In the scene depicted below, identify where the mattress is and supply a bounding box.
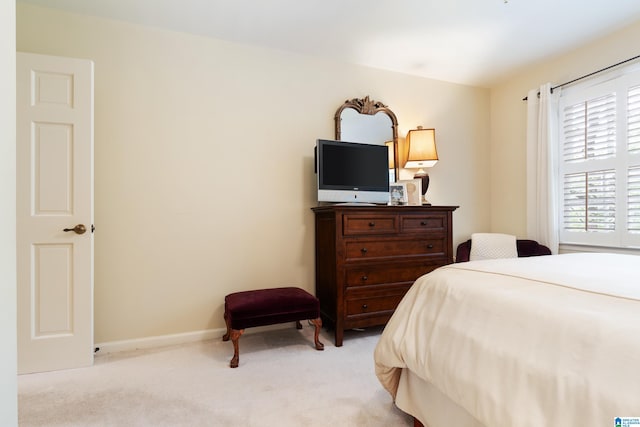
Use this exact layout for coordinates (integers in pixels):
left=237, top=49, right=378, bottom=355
left=374, top=253, right=640, bottom=427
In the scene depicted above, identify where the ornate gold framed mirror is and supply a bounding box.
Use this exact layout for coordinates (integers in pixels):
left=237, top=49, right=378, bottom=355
left=334, top=96, right=399, bottom=182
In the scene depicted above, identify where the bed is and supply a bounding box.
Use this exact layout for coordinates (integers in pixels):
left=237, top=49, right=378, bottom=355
left=374, top=253, right=640, bottom=427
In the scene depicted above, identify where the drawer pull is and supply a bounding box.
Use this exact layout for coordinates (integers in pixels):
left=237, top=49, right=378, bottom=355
left=427, top=244, right=434, bottom=249
left=362, top=304, right=368, bottom=311
left=361, top=248, right=368, bottom=255
left=421, top=221, right=427, bottom=226
left=369, top=222, right=376, bottom=227
left=361, top=275, right=368, bottom=281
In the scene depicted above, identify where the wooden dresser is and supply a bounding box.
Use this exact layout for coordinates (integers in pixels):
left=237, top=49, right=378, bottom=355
left=311, top=205, right=458, bottom=346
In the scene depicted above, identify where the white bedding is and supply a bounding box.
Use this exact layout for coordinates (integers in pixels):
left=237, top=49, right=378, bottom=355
left=374, top=253, right=640, bottom=427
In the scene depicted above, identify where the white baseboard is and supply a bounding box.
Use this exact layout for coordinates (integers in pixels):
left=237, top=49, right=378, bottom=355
left=94, top=323, right=294, bottom=355
left=95, top=328, right=225, bottom=355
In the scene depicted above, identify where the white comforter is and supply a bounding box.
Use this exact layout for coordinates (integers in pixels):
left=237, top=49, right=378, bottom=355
left=374, top=253, right=640, bottom=427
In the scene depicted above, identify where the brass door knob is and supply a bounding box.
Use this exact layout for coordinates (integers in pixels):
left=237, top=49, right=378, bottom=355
left=63, top=224, right=87, bottom=235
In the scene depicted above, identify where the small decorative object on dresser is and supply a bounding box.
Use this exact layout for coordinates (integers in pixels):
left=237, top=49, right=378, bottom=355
left=311, top=204, right=458, bottom=346
left=397, top=179, right=422, bottom=206
left=388, top=182, right=408, bottom=206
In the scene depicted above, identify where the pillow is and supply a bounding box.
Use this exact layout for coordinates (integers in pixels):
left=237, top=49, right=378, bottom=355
left=469, top=233, right=518, bottom=261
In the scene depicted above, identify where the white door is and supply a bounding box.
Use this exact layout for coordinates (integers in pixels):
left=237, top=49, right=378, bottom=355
left=16, top=52, right=94, bottom=374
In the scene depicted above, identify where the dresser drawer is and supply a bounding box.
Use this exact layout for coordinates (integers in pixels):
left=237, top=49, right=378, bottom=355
left=343, top=214, right=398, bottom=236
left=401, top=214, right=447, bottom=233
left=345, top=289, right=409, bottom=317
left=345, top=262, right=438, bottom=287
left=344, top=237, right=445, bottom=260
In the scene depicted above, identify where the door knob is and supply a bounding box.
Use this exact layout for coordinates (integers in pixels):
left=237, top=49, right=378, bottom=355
left=63, top=224, right=87, bottom=235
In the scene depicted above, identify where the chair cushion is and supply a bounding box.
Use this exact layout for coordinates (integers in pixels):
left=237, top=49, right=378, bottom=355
left=225, top=287, right=320, bottom=330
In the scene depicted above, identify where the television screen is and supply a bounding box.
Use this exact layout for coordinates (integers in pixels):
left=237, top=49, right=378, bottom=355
left=315, top=139, right=389, bottom=204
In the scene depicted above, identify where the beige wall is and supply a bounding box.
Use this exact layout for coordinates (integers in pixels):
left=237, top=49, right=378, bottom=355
left=1, top=1, right=17, bottom=424
left=17, top=3, right=491, bottom=343
left=490, top=20, right=640, bottom=236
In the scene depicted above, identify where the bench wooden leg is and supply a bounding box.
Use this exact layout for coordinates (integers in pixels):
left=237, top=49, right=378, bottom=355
left=222, top=311, right=231, bottom=341
left=223, top=312, right=245, bottom=368
left=229, top=328, right=244, bottom=368
left=311, top=317, right=324, bottom=351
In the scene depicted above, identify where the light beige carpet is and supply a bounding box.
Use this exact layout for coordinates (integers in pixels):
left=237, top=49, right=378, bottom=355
left=18, top=325, right=412, bottom=426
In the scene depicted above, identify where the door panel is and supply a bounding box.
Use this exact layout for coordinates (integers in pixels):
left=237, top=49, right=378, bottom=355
left=34, top=243, right=73, bottom=336
left=34, top=123, right=74, bottom=214
left=17, top=52, right=94, bottom=374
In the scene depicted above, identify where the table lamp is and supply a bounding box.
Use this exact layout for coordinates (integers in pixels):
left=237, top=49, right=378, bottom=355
left=404, top=126, right=438, bottom=204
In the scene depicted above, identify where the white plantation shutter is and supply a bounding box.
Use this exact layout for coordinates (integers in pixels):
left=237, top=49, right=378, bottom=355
left=629, top=166, right=640, bottom=233
left=628, top=85, right=640, bottom=154
left=563, top=170, right=616, bottom=232
left=559, top=67, right=640, bottom=248
left=563, top=173, right=586, bottom=230
left=563, top=94, right=616, bottom=163
left=627, top=85, right=640, bottom=237
left=562, top=94, right=616, bottom=164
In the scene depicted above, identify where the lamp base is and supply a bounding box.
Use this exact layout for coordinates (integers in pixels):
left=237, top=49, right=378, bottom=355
left=413, top=171, right=430, bottom=205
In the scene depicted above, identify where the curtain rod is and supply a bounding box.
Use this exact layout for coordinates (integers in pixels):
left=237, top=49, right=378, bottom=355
left=522, top=53, right=640, bottom=101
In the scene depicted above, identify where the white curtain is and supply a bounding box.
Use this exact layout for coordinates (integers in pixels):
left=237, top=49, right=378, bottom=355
left=526, top=83, right=559, bottom=254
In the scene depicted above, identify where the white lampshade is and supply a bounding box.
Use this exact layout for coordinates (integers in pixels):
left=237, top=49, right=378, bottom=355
left=404, top=127, right=438, bottom=169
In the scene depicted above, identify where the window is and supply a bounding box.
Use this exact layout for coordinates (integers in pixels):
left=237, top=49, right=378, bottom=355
left=558, top=68, right=640, bottom=248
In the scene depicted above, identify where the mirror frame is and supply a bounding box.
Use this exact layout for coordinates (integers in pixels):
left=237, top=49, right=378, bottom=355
left=334, top=96, right=399, bottom=181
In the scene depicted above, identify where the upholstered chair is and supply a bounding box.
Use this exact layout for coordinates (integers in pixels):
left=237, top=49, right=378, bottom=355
left=455, top=239, right=551, bottom=263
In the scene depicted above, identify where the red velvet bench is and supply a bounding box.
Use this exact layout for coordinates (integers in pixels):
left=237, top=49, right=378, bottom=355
left=222, top=287, right=324, bottom=368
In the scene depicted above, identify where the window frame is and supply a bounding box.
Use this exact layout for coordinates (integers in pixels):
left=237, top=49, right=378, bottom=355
left=557, top=66, right=640, bottom=249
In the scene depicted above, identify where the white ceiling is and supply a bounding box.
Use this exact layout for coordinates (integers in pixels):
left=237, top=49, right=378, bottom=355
left=18, top=0, right=640, bottom=87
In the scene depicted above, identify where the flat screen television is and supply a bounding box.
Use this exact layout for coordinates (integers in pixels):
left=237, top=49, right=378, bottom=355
left=315, top=139, right=389, bottom=204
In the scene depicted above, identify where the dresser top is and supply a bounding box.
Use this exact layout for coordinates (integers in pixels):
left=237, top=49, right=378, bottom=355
left=311, top=204, right=459, bottom=213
